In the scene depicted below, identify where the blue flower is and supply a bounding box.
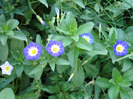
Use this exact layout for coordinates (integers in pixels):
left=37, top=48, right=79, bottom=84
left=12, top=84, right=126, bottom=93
left=113, top=40, right=129, bottom=56
left=36, top=15, right=46, bottom=26
left=16, top=27, right=21, bottom=32
left=46, top=40, right=64, bottom=57
left=55, top=7, right=59, bottom=15
left=23, top=41, right=42, bottom=60
left=67, top=73, right=74, bottom=82
left=79, top=33, right=93, bottom=45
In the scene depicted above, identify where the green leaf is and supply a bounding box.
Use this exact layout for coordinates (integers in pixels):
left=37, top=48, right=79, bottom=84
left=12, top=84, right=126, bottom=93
left=0, top=27, right=4, bottom=33
left=128, top=91, right=133, bottom=99
left=6, top=31, right=14, bottom=36
left=118, top=79, right=131, bottom=87
left=109, top=28, right=126, bottom=40
left=123, top=69, right=133, bottom=81
left=27, top=61, right=47, bottom=80
left=116, top=29, right=126, bottom=40
left=76, top=38, right=93, bottom=51
left=0, top=75, right=16, bottom=89
left=84, top=64, right=98, bottom=78
left=86, top=43, right=108, bottom=56
left=36, top=34, right=42, bottom=45
left=0, top=88, right=15, bottom=99
left=56, top=12, right=77, bottom=35
left=57, top=93, right=65, bottom=99
left=122, top=0, right=133, bottom=10
left=76, top=22, right=94, bottom=35
left=29, top=63, right=47, bottom=75
left=125, top=26, right=133, bottom=33
left=94, top=3, right=100, bottom=13
left=65, top=12, right=77, bottom=34
left=16, top=93, right=36, bottom=99
left=112, top=68, right=122, bottom=82
left=6, top=19, right=19, bottom=30
left=19, top=73, right=30, bottom=92
left=101, top=60, right=113, bottom=74
left=49, top=95, right=57, bottom=99
left=108, top=48, right=118, bottom=63
left=56, top=58, right=70, bottom=65
left=10, top=39, right=24, bottom=52
left=105, top=3, right=122, bottom=18
left=52, top=35, right=72, bottom=47
left=126, top=32, right=133, bottom=44
left=108, top=85, right=119, bottom=99
left=16, top=65, right=24, bottom=77
left=0, top=42, right=8, bottom=61
left=49, top=62, right=55, bottom=71
left=24, top=8, right=32, bottom=21
left=68, top=45, right=79, bottom=67
left=95, top=78, right=112, bottom=88
left=109, top=27, right=117, bottom=38
left=72, top=60, right=84, bottom=86
left=10, top=31, right=27, bottom=41
left=57, top=65, right=69, bottom=73
left=0, top=14, right=6, bottom=26
left=71, top=34, right=79, bottom=42
left=120, top=88, right=130, bottom=99
left=56, top=23, right=70, bottom=34
left=122, top=58, right=131, bottom=72
left=0, top=35, right=8, bottom=46
left=62, top=37, right=72, bottom=47
left=94, top=85, right=101, bottom=99
left=0, top=78, right=6, bottom=84
left=39, top=0, right=48, bottom=8
left=72, top=0, right=85, bottom=8
left=101, top=30, right=109, bottom=40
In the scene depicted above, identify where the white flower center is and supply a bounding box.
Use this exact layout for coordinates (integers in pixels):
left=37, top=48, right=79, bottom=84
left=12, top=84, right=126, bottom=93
left=51, top=45, right=60, bottom=53
left=28, top=47, right=38, bottom=56
left=83, top=35, right=90, bottom=43
left=116, top=44, right=124, bottom=52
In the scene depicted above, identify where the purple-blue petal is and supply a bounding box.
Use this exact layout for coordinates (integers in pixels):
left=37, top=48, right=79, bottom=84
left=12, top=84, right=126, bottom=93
left=113, top=40, right=128, bottom=56
left=23, top=41, right=42, bottom=60
left=46, top=40, right=64, bottom=57
left=79, top=33, right=93, bottom=45
left=41, top=21, right=46, bottom=26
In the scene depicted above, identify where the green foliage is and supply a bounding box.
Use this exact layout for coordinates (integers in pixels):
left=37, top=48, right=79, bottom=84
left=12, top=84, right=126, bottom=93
left=95, top=78, right=112, bottom=88
left=39, top=0, right=48, bottom=8
left=0, top=0, right=133, bottom=99
left=0, top=88, right=15, bottom=99
left=0, top=42, right=8, bottom=61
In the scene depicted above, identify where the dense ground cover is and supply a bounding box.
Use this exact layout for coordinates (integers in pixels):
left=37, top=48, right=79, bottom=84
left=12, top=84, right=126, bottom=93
left=0, top=0, right=133, bottom=99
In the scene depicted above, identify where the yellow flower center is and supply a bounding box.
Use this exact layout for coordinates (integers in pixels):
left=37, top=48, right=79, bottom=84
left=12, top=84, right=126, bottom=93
left=116, top=44, right=124, bottom=53
left=32, top=49, right=37, bottom=55
left=83, top=35, right=90, bottom=43
left=116, top=46, right=121, bottom=51
left=52, top=47, right=58, bottom=52
left=51, top=45, right=60, bottom=53
left=5, top=66, right=9, bottom=71
left=84, top=38, right=88, bottom=41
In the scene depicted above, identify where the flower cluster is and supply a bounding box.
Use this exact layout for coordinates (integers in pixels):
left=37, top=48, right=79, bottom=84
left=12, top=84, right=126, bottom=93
left=23, top=40, right=65, bottom=60
left=79, top=33, right=93, bottom=45
left=113, top=40, right=129, bottom=56
left=0, top=61, right=13, bottom=75
left=1, top=32, right=93, bottom=76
